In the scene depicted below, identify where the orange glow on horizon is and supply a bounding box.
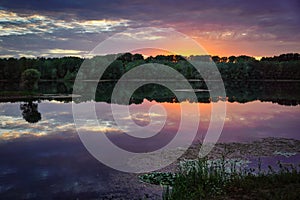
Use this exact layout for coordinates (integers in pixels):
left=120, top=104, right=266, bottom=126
left=129, top=37, right=278, bottom=58
left=130, top=44, right=256, bottom=58
left=131, top=48, right=175, bottom=57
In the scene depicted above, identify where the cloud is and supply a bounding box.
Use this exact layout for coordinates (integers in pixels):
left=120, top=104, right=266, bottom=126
left=0, top=0, right=299, bottom=57
left=0, top=10, right=130, bottom=36
left=0, top=9, right=132, bottom=57
left=47, top=48, right=86, bottom=54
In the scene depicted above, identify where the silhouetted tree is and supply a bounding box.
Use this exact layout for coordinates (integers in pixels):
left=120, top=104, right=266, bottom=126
left=220, top=57, right=228, bottom=63
left=228, top=56, right=237, bottom=63
left=236, top=55, right=256, bottom=63
left=20, top=102, right=41, bottom=123
left=211, top=56, right=220, bottom=63
left=21, top=68, right=41, bottom=90
left=132, top=53, right=144, bottom=61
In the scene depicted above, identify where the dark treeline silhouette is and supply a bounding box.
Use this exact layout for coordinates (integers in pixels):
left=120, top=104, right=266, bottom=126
left=0, top=53, right=299, bottom=81
left=92, top=81, right=300, bottom=106
left=0, top=56, right=83, bottom=80
left=261, top=53, right=300, bottom=62
left=1, top=81, right=299, bottom=106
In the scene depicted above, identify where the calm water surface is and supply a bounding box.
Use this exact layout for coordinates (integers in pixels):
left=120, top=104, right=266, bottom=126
left=0, top=81, right=299, bottom=199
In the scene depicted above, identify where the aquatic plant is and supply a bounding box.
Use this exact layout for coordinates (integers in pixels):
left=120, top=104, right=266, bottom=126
left=140, top=157, right=300, bottom=200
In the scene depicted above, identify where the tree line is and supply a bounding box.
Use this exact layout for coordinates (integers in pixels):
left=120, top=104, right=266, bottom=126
left=2, top=81, right=299, bottom=107
left=0, top=53, right=299, bottom=81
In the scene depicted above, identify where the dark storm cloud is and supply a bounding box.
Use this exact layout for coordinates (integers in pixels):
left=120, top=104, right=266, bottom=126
left=0, top=0, right=299, bottom=57
left=1, top=0, right=298, bottom=23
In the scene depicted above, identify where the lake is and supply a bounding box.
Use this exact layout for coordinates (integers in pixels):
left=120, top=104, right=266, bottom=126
left=0, top=81, right=299, bottom=199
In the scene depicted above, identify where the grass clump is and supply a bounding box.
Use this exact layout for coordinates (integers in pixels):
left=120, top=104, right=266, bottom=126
left=139, top=172, right=176, bottom=186
left=221, top=162, right=300, bottom=200
left=164, top=158, right=241, bottom=200
left=140, top=158, right=300, bottom=200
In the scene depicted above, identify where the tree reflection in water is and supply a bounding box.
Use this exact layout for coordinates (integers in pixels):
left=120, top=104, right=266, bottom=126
left=20, top=101, right=41, bottom=123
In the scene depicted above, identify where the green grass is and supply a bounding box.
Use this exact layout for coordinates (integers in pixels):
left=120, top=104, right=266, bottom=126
left=220, top=172, right=300, bottom=200
left=163, top=158, right=235, bottom=200
left=139, top=158, right=300, bottom=200
left=219, top=162, right=300, bottom=200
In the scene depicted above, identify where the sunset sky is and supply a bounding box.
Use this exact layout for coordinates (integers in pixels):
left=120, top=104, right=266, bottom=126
left=0, top=0, right=299, bottom=58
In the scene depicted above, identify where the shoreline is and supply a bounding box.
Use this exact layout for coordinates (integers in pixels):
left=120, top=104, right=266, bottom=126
left=108, top=137, right=300, bottom=199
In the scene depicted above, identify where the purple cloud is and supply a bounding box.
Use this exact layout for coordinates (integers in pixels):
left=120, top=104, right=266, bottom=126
left=0, top=0, right=299, bottom=57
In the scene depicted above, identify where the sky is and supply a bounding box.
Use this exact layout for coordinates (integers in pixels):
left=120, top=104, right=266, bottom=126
left=0, top=0, right=299, bottom=58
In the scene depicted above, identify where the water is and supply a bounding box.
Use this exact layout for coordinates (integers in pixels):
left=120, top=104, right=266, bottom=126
left=0, top=81, right=299, bottom=199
